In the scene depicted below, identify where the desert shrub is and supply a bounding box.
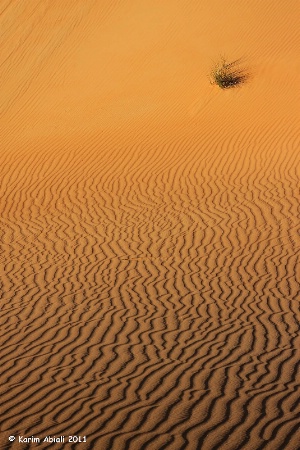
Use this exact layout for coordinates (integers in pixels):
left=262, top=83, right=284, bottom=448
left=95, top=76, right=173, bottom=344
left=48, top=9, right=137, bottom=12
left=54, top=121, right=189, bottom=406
left=210, top=57, right=249, bottom=89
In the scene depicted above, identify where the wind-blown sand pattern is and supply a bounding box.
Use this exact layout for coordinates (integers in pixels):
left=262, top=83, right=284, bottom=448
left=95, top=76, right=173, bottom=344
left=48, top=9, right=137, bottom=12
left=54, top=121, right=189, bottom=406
left=1, top=1, right=300, bottom=449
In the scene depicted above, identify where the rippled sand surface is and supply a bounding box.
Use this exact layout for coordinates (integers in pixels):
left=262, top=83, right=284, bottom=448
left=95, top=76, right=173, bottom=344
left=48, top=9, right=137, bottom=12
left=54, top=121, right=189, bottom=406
left=1, top=1, right=300, bottom=449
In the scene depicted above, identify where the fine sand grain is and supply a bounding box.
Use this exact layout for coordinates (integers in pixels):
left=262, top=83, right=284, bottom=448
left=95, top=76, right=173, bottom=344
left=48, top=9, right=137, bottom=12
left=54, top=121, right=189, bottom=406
left=1, top=1, right=300, bottom=449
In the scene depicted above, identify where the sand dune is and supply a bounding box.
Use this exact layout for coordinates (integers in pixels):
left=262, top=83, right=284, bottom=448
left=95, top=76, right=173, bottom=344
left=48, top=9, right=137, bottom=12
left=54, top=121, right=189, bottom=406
left=1, top=1, right=300, bottom=449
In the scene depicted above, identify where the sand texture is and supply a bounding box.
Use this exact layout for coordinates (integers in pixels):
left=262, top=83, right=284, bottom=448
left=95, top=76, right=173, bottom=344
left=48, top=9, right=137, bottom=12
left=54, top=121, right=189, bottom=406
left=1, top=1, right=300, bottom=449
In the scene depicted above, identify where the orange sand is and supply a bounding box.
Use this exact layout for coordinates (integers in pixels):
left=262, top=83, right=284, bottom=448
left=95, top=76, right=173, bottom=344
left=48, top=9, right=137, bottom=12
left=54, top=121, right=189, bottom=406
left=1, top=1, right=300, bottom=449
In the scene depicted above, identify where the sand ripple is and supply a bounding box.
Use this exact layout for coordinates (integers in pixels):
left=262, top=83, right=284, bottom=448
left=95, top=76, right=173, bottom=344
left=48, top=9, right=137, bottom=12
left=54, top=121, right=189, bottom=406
left=1, top=1, right=300, bottom=449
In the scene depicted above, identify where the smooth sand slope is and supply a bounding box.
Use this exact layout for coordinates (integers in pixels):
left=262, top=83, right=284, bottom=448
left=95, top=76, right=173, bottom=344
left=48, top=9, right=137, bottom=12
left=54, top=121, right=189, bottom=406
left=1, top=1, right=300, bottom=449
